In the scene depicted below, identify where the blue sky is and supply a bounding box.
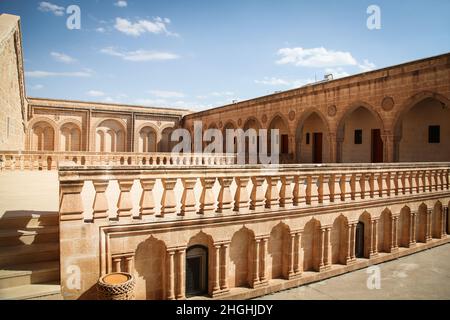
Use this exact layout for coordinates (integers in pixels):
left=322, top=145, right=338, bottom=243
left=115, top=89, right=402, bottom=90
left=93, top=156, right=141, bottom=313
left=1, top=0, right=449, bottom=110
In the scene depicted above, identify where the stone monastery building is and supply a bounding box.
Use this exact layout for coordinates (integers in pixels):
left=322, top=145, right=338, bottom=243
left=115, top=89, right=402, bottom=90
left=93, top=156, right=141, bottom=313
left=0, top=14, right=449, bottom=300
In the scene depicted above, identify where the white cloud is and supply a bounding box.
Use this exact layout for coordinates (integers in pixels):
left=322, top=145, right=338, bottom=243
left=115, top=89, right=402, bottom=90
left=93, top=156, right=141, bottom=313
left=30, top=84, right=44, bottom=90
left=324, top=67, right=350, bottom=79
left=358, top=59, right=376, bottom=72
left=255, top=77, right=291, bottom=86
left=114, top=17, right=178, bottom=37
left=255, top=77, right=314, bottom=88
left=100, top=47, right=179, bottom=62
left=38, top=2, right=65, bottom=16
left=149, top=90, right=185, bottom=98
left=96, top=27, right=106, bottom=33
left=26, top=70, right=92, bottom=78
left=86, top=90, right=105, bottom=97
left=114, top=1, right=127, bottom=7
left=50, top=52, right=76, bottom=64
left=276, top=47, right=358, bottom=67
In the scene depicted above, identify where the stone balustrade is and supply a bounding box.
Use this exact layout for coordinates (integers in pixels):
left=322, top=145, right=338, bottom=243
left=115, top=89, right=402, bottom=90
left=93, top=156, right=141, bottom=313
left=58, top=162, right=450, bottom=223
left=0, top=151, right=236, bottom=171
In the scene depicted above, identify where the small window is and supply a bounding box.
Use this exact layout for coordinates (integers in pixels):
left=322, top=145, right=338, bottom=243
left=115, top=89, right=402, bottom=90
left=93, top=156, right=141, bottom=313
left=306, top=133, right=310, bottom=145
left=428, top=125, right=440, bottom=143
left=354, top=129, right=363, bottom=144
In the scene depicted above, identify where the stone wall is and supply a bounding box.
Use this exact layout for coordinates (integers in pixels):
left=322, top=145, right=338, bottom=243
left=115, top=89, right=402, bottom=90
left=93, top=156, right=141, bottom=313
left=0, top=14, right=26, bottom=151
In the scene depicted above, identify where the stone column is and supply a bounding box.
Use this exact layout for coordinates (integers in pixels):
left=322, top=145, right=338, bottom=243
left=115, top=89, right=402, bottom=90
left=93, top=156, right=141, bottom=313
left=350, top=223, right=356, bottom=260
left=160, top=178, right=177, bottom=216
left=441, top=206, right=448, bottom=238
left=220, top=243, right=230, bottom=292
left=346, top=223, right=352, bottom=264
left=259, top=238, right=268, bottom=284
left=426, top=209, right=432, bottom=242
left=181, top=177, right=197, bottom=216
left=92, top=180, right=109, bottom=221
left=199, top=177, right=216, bottom=214
left=250, top=176, right=265, bottom=211
left=294, top=231, right=303, bottom=276
left=252, top=239, right=261, bottom=287
left=265, top=176, right=280, bottom=209
left=60, top=181, right=85, bottom=221
left=410, top=211, right=417, bottom=246
left=371, top=219, right=379, bottom=258
left=125, top=255, right=133, bottom=273
left=318, top=228, right=325, bottom=271
left=176, top=248, right=186, bottom=300
left=393, top=215, right=399, bottom=249
left=280, top=175, right=294, bottom=207
left=213, top=244, right=221, bottom=293
left=288, top=233, right=296, bottom=278
left=166, top=249, right=176, bottom=300
left=234, top=177, right=250, bottom=212
left=324, top=227, right=332, bottom=269
left=217, top=177, right=233, bottom=214
left=112, top=257, right=121, bottom=272
left=139, top=178, right=155, bottom=218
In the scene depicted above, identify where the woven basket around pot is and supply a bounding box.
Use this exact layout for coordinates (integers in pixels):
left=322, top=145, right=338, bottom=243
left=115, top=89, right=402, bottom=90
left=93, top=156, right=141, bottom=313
left=97, top=272, right=135, bottom=300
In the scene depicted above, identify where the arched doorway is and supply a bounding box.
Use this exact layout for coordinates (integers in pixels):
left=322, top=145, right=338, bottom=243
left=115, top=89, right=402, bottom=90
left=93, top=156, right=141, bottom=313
left=186, top=245, right=208, bottom=297
left=159, top=127, right=174, bottom=152
left=296, top=111, right=330, bottom=163
left=395, top=95, right=450, bottom=162
left=60, top=122, right=81, bottom=151
left=243, top=118, right=261, bottom=164
left=355, top=222, right=365, bottom=258
left=337, top=105, right=384, bottom=163
left=268, top=115, right=290, bottom=163
left=138, top=126, right=157, bottom=153
left=95, top=119, right=126, bottom=152
left=31, top=121, right=55, bottom=151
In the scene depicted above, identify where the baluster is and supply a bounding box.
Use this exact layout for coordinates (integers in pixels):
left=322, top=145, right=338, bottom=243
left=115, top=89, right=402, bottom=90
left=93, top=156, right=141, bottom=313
left=117, top=179, right=134, bottom=219
left=139, top=178, right=155, bottom=218
left=293, top=175, right=307, bottom=206
left=181, top=178, right=197, bottom=216
left=160, top=178, right=177, bottom=216
left=388, top=172, right=397, bottom=196
left=199, top=177, right=216, bottom=214
left=59, top=180, right=85, bottom=221
left=331, top=173, right=342, bottom=203
left=92, top=180, right=109, bottom=221
left=250, top=176, right=265, bottom=211
left=373, top=172, right=382, bottom=197
left=308, top=174, right=320, bottom=205
left=354, top=173, right=363, bottom=200
left=234, top=177, right=250, bottom=212
left=410, top=171, right=418, bottom=194
left=265, top=176, right=280, bottom=209
left=404, top=171, right=412, bottom=194
left=217, top=177, right=233, bottom=214
left=342, top=173, right=353, bottom=201
left=280, top=175, right=294, bottom=207
left=321, top=174, right=331, bottom=204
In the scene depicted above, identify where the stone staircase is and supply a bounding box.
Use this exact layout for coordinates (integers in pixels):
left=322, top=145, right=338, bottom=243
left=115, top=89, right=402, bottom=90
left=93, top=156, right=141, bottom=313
left=0, top=211, right=61, bottom=300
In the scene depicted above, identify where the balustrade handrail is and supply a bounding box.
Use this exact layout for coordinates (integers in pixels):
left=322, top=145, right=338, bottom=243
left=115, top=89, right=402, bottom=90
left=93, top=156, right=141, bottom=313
left=57, top=162, right=450, bottom=224
left=0, top=151, right=237, bottom=170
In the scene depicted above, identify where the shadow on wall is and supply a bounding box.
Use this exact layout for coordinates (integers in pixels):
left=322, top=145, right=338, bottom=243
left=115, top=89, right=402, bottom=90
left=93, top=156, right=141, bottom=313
left=134, top=236, right=167, bottom=300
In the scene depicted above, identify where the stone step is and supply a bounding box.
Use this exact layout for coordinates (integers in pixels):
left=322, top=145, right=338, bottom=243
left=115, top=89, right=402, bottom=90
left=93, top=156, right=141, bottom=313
left=0, top=226, right=59, bottom=246
left=0, top=260, right=60, bottom=289
left=0, top=282, right=62, bottom=300
left=0, top=242, right=59, bottom=268
left=0, top=211, right=58, bottom=230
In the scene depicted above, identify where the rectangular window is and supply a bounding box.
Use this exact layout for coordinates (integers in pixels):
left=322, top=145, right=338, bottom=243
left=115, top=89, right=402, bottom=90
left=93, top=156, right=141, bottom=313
left=281, top=134, right=289, bottom=154
left=428, top=125, right=440, bottom=143
left=354, top=129, right=363, bottom=144
left=306, top=133, right=310, bottom=145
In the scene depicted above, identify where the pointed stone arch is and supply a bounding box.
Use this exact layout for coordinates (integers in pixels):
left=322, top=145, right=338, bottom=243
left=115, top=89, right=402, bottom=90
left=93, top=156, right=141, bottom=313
left=267, top=222, right=291, bottom=280
left=331, top=214, right=349, bottom=265
left=229, top=226, right=255, bottom=288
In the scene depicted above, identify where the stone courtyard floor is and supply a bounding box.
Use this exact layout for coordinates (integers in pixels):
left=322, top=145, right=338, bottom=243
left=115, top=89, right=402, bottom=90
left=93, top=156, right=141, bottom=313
left=256, top=243, right=450, bottom=300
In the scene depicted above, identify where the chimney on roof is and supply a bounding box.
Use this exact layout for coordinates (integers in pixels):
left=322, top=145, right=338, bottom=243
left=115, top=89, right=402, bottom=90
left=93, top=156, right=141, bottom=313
left=324, top=74, right=333, bottom=81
